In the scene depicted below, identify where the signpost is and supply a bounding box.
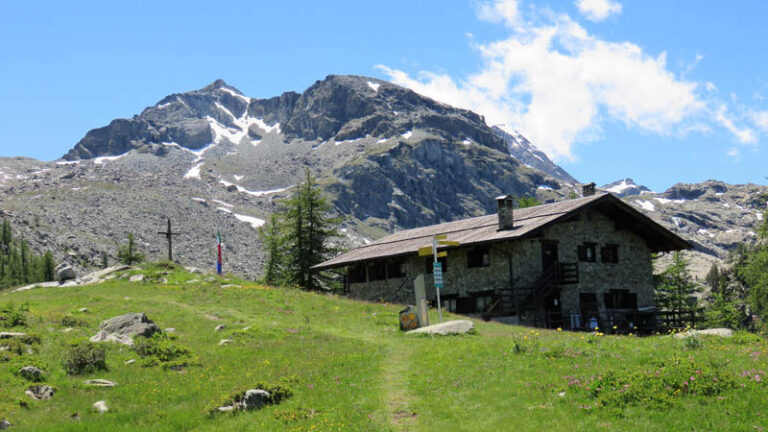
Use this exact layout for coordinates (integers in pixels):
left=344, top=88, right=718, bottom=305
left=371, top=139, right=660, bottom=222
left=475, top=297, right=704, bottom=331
left=419, top=234, right=460, bottom=323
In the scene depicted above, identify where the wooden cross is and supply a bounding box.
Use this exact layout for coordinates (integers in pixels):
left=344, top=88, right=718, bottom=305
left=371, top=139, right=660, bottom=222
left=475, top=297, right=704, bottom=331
left=157, top=218, right=180, bottom=262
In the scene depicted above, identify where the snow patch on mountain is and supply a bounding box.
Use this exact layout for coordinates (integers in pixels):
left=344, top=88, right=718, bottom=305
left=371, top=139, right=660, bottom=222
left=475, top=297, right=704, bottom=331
left=184, top=162, right=204, bottom=179
left=93, top=153, right=127, bottom=165
left=233, top=213, right=266, bottom=229
left=367, top=81, right=380, bottom=92
left=634, top=200, right=656, bottom=212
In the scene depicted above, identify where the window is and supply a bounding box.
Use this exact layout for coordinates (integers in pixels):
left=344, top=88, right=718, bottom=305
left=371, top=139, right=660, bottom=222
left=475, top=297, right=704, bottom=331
left=368, top=261, right=386, bottom=281
left=425, top=256, right=448, bottom=273
left=349, top=264, right=366, bottom=283
left=604, top=289, right=637, bottom=309
left=387, top=260, right=406, bottom=278
left=601, top=244, right=619, bottom=263
left=467, top=247, right=490, bottom=268
left=577, top=243, right=597, bottom=262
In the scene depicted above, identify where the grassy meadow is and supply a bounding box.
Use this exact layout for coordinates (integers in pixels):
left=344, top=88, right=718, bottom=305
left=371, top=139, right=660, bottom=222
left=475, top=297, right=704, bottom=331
left=0, top=263, right=767, bottom=431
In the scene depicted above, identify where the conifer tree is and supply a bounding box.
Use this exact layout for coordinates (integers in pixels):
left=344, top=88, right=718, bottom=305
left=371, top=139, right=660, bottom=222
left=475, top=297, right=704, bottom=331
left=260, top=169, right=341, bottom=290
left=117, top=233, right=145, bottom=265
left=655, top=251, right=701, bottom=314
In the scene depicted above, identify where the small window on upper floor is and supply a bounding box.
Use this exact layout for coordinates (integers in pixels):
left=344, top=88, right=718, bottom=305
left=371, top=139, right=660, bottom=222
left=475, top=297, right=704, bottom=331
left=467, top=247, right=490, bottom=268
left=577, top=243, right=597, bottom=262
left=601, top=244, right=619, bottom=263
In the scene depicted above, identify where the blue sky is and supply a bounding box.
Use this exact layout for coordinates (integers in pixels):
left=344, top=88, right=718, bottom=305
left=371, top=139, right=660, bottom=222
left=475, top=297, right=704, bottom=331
left=1, top=0, right=766, bottom=191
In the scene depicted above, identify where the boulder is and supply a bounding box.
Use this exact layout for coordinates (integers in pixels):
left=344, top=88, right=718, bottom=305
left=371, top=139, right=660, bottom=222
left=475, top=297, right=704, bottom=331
left=406, top=320, right=474, bottom=336
left=129, top=274, right=144, bottom=283
left=89, top=330, right=134, bottom=346
left=55, top=263, right=76, bottom=282
left=241, top=389, right=270, bottom=410
left=98, top=313, right=159, bottom=338
left=214, top=324, right=226, bottom=332
left=84, top=379, right=116, bottom=387
left=0, top=419, right=10, bottom=430
left=25, top=385, right=54, bottom=400
left=674, top=328, right=734, bottom=339
left=219, top=339, right=232, bottom=346
left=19, top=366, right=44, bottom=381
left=93, top=400, right=108, bottom=414
left=0, top=332, right=26, bottom=340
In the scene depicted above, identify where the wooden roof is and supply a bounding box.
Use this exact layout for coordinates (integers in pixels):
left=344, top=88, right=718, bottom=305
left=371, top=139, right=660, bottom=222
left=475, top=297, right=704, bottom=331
left=314, top=193, right=691, bottom=270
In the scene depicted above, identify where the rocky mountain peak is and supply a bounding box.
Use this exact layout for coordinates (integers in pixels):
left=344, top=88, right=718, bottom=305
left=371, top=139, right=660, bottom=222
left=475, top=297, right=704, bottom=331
left=601, top=178, right=651, bottom=197
left=199, top=79, right=240, bottom=94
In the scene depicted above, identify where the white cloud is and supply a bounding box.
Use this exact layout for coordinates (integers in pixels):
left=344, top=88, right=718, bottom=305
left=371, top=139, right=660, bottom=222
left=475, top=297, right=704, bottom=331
left=751, top=110, right=768, bottom=131
left=476, top=0, right=520, bottom=28
left=379, top=1, right=758, bottom=161
left=576, top=0, right=622, bottom=22
left=727, top=147, right=740, bottom=161
left=714, top=105, right=756, bottom=144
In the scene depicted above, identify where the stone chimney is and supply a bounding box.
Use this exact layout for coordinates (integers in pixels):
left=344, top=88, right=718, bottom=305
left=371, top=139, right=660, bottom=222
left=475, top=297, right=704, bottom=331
left=496, top=195, right=514, bottom=230
left=582, top=182, right=596, bottom=197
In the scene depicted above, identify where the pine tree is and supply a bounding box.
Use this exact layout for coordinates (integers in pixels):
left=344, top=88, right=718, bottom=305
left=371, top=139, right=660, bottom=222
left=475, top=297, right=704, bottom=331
left=43, top=251, right=55, bottom=281
left=655, top=251, right=701, bottom=314
left=736, top=210, right=768, bottom=322
left=117, top=233, right=145, bottom=265
left=101, top=251, right=109, bottom=269
left=1, top=219, right=10, bottom=251
left=258, top=214, right=286, bottom=286
left=261, top=169, right=341, bottom=290
left=705, top=263, right=721, bottom=291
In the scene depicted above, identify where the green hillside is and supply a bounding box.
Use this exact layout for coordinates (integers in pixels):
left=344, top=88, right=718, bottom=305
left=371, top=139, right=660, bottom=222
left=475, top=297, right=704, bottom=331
left=1, top=263, right=767, bottom=431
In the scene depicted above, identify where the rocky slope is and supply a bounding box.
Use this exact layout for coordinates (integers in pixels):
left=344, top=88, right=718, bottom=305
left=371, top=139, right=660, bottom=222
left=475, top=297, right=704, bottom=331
left=1, top=75, right=573, bottom=278
left=597, top=179, right=768, bottom=277
left=1, top=75, right=765, bottom=281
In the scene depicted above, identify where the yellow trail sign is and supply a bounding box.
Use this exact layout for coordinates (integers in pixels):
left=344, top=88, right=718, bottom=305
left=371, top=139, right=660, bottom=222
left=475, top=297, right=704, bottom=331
left=418, top=246, right=434, bottom=256
left=438, top=240, right=460, bottom=246
left=436, top=234, right=447, bottom=240
left=436, top=251, right=447, bottom=258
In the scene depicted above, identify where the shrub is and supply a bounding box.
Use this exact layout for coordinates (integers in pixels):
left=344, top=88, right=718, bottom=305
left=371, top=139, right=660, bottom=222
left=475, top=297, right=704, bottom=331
left=60, top=315, right=88, bottom=328
left=730, top=331, right=762, bottom=345
left=0, top=302, right=29, bottom=328
left=133, top=333, right=194, bottom=368
left=63, top=341, right=107, bottom=375
left=682, top=336, right=703, bottom=350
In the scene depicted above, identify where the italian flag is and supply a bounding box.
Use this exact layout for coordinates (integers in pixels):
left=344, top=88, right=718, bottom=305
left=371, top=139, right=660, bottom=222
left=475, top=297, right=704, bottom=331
left=217, top=230, right=222, bottom=275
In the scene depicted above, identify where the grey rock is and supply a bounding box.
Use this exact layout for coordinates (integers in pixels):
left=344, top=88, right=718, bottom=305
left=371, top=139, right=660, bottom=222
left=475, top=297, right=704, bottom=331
left=674, top=328, right=734, bottom=339
left=204, top=277, right=216, bottom=283
left=78, top=308, right=88, bottom=313
left=84, top=379, right=116, bottom=387
left=0, top=332, right=26, bottom=339
left=157, top=277, right=168, bottom=284
left=241, top=389, right=270, bottom=410
left=89, top=330, right=134, bottom=346
left=98, top=313, right=159, bottom=338
left=93, top=400, right=108, bottom=414
left=217, top=405, right=235, bottom=412
left=221, top=284, right=241, bottom=289
left=19, top=366, right=44, bottom=381
left=25, top=385, right=54, bottom=400
left=218, top=339, right=232, bottom=346
left=55, top=263, right=76, bottom=282
left=0, top=419, right=10, bottom=429
left=124, top=359, right=136, bottom=365
left=129, top=274, right=144, bottom=283
left=407, top=320, right=474, bottom=336
left=214, top=324, right=226, bottom=332
left=164, top=327, right=175, bottom=333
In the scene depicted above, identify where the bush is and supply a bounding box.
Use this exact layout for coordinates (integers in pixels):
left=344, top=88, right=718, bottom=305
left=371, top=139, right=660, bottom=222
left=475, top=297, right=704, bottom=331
left=60, top=315, right=88, bottom=328
left=0, top=302, right=29, bottom=328
left=133, top=333, right=194, bottom=368
left=63, top=341, right=107, bottom=375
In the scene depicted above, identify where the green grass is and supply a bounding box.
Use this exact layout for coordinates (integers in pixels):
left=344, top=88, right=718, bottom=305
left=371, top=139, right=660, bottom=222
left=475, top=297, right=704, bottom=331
left=1, top=264, right=767, bottom=431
